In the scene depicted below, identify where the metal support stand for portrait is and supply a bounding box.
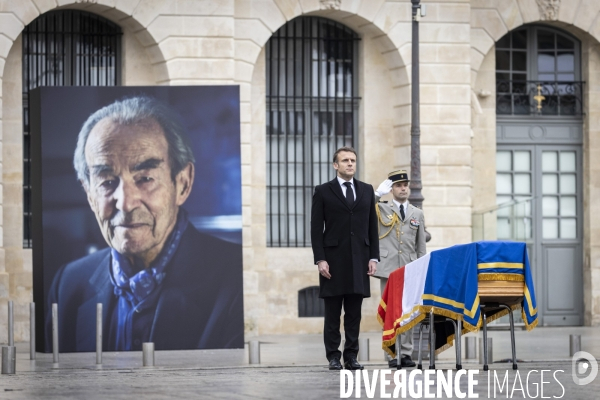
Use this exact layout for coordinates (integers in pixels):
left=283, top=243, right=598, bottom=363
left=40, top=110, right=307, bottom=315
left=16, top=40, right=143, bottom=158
left=465, top=336, right=477, bottom=359
left=2, top=301, right=16, bottom=374
left=249, top=341, right=260, bottom=364
left=52, top=303, right=59, bottom=365
left=358, top=338, right=369, bottom=362
left=570, top=334, right=581, bottom=357
left=143, top=342, right=155, bottom=367
left=30, top=302, right=36, bottom=360
left=96, top=303, right=102, bottom=365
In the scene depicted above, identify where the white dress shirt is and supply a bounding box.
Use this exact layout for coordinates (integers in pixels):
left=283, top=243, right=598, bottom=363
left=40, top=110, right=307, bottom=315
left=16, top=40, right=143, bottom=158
left=393, top=199, right=409, bottom=221
left=337, top=176, right=356, bottom=201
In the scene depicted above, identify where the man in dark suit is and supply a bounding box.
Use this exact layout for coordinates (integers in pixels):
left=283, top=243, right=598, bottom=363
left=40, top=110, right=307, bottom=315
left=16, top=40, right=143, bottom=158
left=46, top=96, right=243, bottom=352
left=311, top=146, right=379, bottom=370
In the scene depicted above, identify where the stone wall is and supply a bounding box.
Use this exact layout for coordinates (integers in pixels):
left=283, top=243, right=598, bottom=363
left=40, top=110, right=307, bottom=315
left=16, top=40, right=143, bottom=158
left=0, top=0, right=598, bottom=342
left=470, top=47, right=496, bottom=241
left=1, top=34, right=26, bottom=342
left=581, top=35, right=600, bottom=326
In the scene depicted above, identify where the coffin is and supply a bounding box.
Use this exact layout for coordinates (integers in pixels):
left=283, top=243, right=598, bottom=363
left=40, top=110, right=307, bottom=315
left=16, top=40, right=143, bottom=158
left=478, top=280, right=524, bottom=306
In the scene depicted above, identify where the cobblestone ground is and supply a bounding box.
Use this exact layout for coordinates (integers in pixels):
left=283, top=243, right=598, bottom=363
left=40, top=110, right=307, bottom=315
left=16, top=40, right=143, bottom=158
left=0, top=361, right=598, bottom=399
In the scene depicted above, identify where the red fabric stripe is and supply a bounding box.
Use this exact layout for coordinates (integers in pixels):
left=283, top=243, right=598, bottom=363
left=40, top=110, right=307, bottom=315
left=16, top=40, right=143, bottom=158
left=379, top=266, right=405, bottom=342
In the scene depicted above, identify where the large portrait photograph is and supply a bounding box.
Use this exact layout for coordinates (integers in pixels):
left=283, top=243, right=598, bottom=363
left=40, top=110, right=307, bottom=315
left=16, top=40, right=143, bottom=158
left=30, top=86, right=244, bottom=353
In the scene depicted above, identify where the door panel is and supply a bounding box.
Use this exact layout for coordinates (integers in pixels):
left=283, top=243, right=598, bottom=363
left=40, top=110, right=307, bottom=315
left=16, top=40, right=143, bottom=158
left=496, top=140, right=583, bottom=326
left=538, top=146, right=583, bottom=325
left=545, top=247, right=576, bottom=311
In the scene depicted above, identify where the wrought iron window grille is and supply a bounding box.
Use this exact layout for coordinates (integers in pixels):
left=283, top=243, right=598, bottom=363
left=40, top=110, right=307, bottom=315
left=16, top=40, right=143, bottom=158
left=22, top=10, right=122, bottom=248
left=266, top=17, right=360, bottom=247
left=496, top=80, right=584, bottom=117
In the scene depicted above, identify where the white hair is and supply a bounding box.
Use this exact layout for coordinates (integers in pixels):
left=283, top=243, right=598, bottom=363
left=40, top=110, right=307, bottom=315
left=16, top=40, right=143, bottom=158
left=73, top=96, right=195, bottom=187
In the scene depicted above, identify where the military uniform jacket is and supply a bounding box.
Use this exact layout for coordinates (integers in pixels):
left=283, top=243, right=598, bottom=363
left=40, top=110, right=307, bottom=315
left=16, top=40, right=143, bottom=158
left=311, top=178, right=379, bottom=298
left=374, top=196, right=426, bottom=279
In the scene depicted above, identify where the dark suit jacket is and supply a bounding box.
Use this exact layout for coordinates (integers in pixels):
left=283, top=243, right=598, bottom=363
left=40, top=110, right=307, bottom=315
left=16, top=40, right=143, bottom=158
left=311, top=177, right=379, bottom=298
left=46, top=225, right=244, bottom=352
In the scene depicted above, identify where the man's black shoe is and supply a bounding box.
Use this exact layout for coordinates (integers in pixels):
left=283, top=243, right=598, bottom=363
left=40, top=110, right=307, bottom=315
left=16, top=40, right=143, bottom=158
left=388, top=359, right=398, bottom=369
left=344, top=358, right=364, bottom=370
left=400, top=355, right=416, bottom=368
left=329, top=358, right=343, bottom=370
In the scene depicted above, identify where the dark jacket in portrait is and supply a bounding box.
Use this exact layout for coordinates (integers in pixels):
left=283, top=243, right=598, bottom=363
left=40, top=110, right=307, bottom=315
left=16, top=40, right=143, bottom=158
left=311, top=178, right=379, bottom=298
left=46, top=225, right=244, bottom=352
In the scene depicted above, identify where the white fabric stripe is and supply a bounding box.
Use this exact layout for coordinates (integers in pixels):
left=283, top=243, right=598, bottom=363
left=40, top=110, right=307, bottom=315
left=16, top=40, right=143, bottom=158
left=400, top=253, right=431, bottom=328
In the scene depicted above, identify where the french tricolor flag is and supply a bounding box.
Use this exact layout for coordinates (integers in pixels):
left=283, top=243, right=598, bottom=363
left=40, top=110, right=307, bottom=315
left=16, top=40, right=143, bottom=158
left=377, top=242, right=537, bottom=358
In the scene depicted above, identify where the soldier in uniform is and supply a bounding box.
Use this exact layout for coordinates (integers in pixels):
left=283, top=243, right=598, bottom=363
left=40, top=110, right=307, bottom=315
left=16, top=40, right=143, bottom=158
left=374, top=170, right=426, bottom=368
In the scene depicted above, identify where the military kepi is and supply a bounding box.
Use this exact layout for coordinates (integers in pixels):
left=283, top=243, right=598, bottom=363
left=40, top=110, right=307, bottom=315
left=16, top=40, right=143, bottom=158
left=388, top=169, right=409, bottom=184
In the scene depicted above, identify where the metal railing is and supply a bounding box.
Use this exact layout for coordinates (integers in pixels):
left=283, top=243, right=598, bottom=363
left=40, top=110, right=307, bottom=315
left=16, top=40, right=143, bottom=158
left=496, top=80, right=584, bottom=117
left=266, top=17, right=360, bottom=247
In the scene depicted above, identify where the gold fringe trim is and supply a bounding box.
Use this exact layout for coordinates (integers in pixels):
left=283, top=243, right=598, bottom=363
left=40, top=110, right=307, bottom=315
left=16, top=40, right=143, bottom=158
left=377, top=312, right=384, bottom=328
left=383, top=345, right=395, bottom=359
left=429, top=329, right=479, bottom=356
left=418, top=305, right=481, bottom=333
left=483, top=304, right=521, bottom=325
left=478, top=273, right=525, bottom=282
left=420, top=307, right=481, bottom=355
left=381, top=296, right=540, bottom=357
left=442, top=321, right=483, bottom=356
left=382, top=314, right=426, bottom=358
left=444, top=333, right=458, bottom=352
left=435, top=342, right=454, bottom=356
left=522, top=308, right=539, bottom=331
left=383, top=306, right=482, bottom=357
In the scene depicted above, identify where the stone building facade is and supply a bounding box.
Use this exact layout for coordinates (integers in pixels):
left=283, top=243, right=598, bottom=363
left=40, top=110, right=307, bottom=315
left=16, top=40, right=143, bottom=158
left=0, top=0, right=598, bottom=342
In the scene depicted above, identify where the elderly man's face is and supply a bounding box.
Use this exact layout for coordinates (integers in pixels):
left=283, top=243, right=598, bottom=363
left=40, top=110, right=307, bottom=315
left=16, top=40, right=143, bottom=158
left=84, top=117, right=193, bottom=267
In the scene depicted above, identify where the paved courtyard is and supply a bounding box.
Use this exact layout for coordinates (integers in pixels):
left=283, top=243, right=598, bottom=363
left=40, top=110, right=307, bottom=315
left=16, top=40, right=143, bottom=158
left=0, top=327, right=598, bottom=399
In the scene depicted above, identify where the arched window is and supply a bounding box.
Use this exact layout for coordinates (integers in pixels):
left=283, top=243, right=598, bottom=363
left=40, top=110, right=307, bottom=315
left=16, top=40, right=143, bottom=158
left=496, top=25, right=581, bottom=116
left=22, top=10, right=122, bottom=247
left=494, top=25, right=584, bottom=326
left=266, top=17, right=359, bottom=247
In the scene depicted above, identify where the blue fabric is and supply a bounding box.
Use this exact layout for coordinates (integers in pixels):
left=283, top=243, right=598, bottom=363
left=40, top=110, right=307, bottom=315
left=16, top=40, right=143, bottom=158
left=46, top=223, right=244, bottom=353
left=421, top=241, right=538, bottom=331
left=109, top=210, right=188, bottom=351
left=422, top=243, right=481, bottom=329
left=476, top=241, right=538, bottom=328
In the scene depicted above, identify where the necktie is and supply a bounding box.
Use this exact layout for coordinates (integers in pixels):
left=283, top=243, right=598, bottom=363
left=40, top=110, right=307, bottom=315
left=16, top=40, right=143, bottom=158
left=399, top=204, right=405, bottom=220
left=343, top=182, right=354, bottom=207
